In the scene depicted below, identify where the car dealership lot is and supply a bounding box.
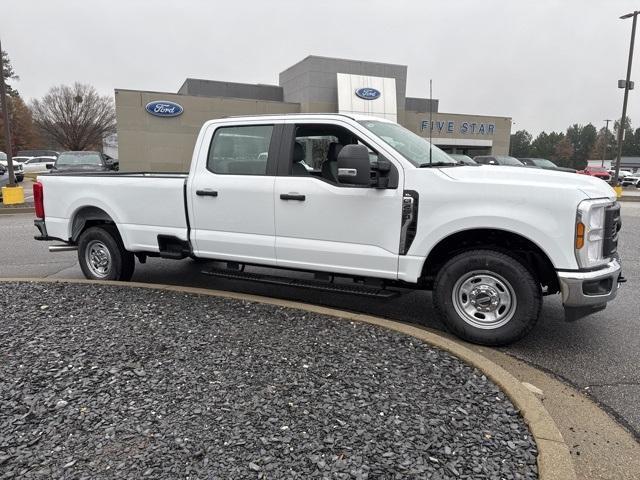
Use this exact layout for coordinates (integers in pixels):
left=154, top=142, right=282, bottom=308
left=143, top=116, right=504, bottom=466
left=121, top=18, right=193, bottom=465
left=1, top=203, right=639, bottom=438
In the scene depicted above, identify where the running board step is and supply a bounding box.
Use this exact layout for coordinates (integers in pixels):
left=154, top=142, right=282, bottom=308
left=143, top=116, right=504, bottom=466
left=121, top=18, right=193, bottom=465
left=201, top=268, right=398, bottom=298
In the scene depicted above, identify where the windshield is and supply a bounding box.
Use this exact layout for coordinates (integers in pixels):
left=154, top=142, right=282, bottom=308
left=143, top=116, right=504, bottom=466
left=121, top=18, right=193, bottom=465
left=495, top=155, right=524, bottom=166
left=357, top=120, right=456, bottom=166
left=532, top=158, right=557, bottom=168
left=57, top=152, right=102, bottom=166
left=0, top=152, right=6, bottom=160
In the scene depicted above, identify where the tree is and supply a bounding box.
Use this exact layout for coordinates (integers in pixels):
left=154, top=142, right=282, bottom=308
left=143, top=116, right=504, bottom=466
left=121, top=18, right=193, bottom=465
left=566, top=123, right=597, bottom=169
left=31, top=83, right=116, bottom=151
left=553, top=137, right=574, bottom=165
left=0, top=47, right=39, bottom=154
left=590, top=126, right=617, bottom=161
left=0, top=96, right=38, bottom=153
left=509, top=130, right=532, bottom=157
left=627, top=128, right=640, bottom=157
left=1, top=49, right=19, bottom=97
left=529, top=131, right=564, bottom=159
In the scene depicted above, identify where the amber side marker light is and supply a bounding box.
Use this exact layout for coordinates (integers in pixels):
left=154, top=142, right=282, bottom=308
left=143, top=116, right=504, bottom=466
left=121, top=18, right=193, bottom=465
left=576, top=222, right=585, bottom=249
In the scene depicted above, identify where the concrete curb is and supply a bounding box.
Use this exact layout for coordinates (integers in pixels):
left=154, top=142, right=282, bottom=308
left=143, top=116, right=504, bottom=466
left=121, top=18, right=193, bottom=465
left=1, top=277, right=576, bottom=480
left=0, top=206, right=34, bottom=215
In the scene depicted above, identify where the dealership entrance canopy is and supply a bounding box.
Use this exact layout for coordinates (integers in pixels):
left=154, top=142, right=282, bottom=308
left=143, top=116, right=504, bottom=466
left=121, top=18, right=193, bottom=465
left=115, top=55, right=511, bottom=171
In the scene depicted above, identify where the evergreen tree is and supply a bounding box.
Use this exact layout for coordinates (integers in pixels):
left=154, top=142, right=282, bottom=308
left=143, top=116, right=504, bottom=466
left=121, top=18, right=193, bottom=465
left=509, top=130, right=532, bottom=157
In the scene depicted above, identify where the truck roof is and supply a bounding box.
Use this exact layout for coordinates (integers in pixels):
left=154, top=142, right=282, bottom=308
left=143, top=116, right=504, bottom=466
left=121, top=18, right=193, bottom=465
left=222, top=113, right=395, bottom=124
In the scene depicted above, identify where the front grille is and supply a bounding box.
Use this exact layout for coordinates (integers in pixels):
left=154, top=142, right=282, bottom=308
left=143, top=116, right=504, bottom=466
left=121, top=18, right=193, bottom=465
left=603, top=202, right=621, bottom=258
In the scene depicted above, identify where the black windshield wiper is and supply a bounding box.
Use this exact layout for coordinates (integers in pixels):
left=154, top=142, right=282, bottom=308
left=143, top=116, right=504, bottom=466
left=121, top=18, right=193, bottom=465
left=418, top=162, right=458, bottom=168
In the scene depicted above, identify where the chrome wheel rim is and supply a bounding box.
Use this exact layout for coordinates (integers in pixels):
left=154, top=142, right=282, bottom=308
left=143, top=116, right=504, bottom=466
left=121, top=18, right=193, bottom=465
left=85, top=240, right=112, bottom=278
left=452, top=270, right=516, bottom=329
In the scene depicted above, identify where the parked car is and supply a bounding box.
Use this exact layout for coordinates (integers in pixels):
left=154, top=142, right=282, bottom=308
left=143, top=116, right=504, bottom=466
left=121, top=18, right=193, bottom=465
left=448, top=154, right=477, bottom=165
left=0, top=161, right=24, bottom=182
left=33, top=113, right=622, bottom=346
left=51, top=151, right=119, bottom=172
left=0, top=152, right=25, bottom=182
left=620, top=175, right=640, bottom=188
left=473, top=155, right=525, bottom=167
left=607, top=169, right=633, bottom=182
left=577, top=166, right=611, bottom=181
left=519, top=158, right=576, bottom=173
left=17, top=149, right=59, bottom=158
left=22, top=156, right=57, bottom=173
left=0, top=169, right=9, bottom=197
left=12, top=156, right=34, bottom=163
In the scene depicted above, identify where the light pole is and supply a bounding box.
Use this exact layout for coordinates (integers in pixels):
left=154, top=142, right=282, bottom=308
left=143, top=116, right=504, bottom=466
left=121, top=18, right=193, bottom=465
left=602, top=119, right=612, bottom=167
left=613, top=11, right=639, bottom=187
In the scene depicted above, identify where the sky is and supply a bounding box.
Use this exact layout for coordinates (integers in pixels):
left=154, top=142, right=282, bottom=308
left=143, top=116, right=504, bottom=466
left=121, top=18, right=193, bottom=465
left=3, top=0, right=640, bottom=136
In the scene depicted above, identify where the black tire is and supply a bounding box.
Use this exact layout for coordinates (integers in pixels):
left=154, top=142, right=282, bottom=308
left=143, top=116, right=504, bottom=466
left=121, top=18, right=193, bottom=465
left=77, top=225, right=135, bottom=281
left=433, top=249, right=542, bottom=346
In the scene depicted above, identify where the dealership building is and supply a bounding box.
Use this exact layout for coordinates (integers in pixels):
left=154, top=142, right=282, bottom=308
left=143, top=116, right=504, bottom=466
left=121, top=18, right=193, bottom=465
left=115, top=55, right=512, bottom=171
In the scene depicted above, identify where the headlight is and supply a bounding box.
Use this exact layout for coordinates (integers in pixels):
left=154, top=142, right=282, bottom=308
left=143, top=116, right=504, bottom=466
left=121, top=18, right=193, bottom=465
left=575, top=198, right=611, bottom=268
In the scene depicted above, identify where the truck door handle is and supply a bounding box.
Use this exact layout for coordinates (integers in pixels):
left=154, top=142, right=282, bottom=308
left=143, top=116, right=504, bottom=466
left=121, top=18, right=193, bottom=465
left=196, top=190, right=218, bottom=197
left=280, top=193, right=306, bottom=201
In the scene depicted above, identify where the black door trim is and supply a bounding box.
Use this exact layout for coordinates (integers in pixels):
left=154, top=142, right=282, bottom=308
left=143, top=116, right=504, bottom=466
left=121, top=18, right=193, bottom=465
left=276, top=124, right=296, bottom=176
left=279, top=193, right=306, bottom=201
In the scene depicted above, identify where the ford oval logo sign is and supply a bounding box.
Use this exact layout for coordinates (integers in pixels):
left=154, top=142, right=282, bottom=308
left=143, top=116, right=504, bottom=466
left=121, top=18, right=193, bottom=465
left=355, top=87, right=381, bottom=100
left=145, top=100, right=184, bottom=117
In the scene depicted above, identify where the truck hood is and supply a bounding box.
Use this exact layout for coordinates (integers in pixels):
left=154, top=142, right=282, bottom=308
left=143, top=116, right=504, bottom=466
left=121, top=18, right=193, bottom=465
left=439, top=165, right=616, bottom=200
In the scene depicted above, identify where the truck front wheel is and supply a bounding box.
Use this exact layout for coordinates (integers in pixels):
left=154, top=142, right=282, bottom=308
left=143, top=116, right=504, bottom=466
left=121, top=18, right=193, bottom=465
left=433, top=249, right=542, bottom=346
left=77, top=226, right=135, bottom=281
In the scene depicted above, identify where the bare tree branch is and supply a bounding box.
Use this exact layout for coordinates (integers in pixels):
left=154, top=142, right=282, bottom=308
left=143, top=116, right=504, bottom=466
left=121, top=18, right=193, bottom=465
left=30, top=83, right=116, bottom=151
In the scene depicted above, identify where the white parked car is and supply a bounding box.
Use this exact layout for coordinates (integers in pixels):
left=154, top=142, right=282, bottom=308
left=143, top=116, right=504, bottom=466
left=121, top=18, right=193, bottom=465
left=608, top=169, right=634, bottom=181
left=22, top=156, right=57, bottom=173
left=620, top=175, right=640, bottom=187
left=32, top=114, right=623, bottom=346
left=12, top=156, right=34, bottom=164
left=0, top=152, right=25, bottom=182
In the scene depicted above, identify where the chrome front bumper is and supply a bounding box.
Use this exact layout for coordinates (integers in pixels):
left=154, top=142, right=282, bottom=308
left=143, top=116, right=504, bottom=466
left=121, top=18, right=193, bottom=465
left=557, top=259, right=622, bottom=321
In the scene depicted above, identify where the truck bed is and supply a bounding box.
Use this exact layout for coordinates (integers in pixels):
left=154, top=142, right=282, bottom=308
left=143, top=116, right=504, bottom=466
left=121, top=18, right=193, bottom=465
left=38, top=172, right=189, bottom=252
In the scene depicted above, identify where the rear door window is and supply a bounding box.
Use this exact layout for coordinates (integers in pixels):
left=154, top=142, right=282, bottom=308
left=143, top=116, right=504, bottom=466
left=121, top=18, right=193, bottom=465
left=207, top=125, right=274, bottom=175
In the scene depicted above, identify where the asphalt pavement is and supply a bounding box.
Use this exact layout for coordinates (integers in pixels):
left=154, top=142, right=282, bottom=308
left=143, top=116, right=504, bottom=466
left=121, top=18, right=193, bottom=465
left=1, top=204, right=639, bottom=438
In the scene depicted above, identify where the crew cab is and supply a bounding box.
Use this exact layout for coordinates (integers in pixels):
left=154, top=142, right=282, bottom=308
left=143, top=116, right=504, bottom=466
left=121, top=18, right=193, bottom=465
left=32, top=114, right=623, bottom=346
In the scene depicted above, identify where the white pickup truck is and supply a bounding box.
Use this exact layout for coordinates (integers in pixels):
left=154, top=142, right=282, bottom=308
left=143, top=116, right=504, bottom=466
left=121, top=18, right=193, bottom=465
left=33, top=114, right=623, bottom=345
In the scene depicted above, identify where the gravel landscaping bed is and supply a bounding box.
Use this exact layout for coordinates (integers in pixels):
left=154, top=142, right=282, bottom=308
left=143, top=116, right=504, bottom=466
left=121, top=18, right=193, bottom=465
left=0, top=282, right=538, bottom=479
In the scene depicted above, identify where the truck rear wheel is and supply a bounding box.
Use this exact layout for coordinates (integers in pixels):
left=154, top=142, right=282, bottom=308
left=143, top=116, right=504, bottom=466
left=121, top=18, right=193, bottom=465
left=77, top=226, right=135, bottom=281
left=433, top=249, right=541, bottom=346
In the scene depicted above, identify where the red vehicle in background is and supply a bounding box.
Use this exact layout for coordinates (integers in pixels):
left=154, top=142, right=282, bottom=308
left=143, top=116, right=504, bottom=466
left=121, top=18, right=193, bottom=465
left=577, top=166, right=611, bottom=181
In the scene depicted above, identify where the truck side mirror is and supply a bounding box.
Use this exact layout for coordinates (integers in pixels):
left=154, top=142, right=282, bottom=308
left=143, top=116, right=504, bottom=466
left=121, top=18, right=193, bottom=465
left=370, top=158, right=392, bottom=189
left=337, top=144, right=371, bottom=186
left=46, top=164, right=53, bottom=170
